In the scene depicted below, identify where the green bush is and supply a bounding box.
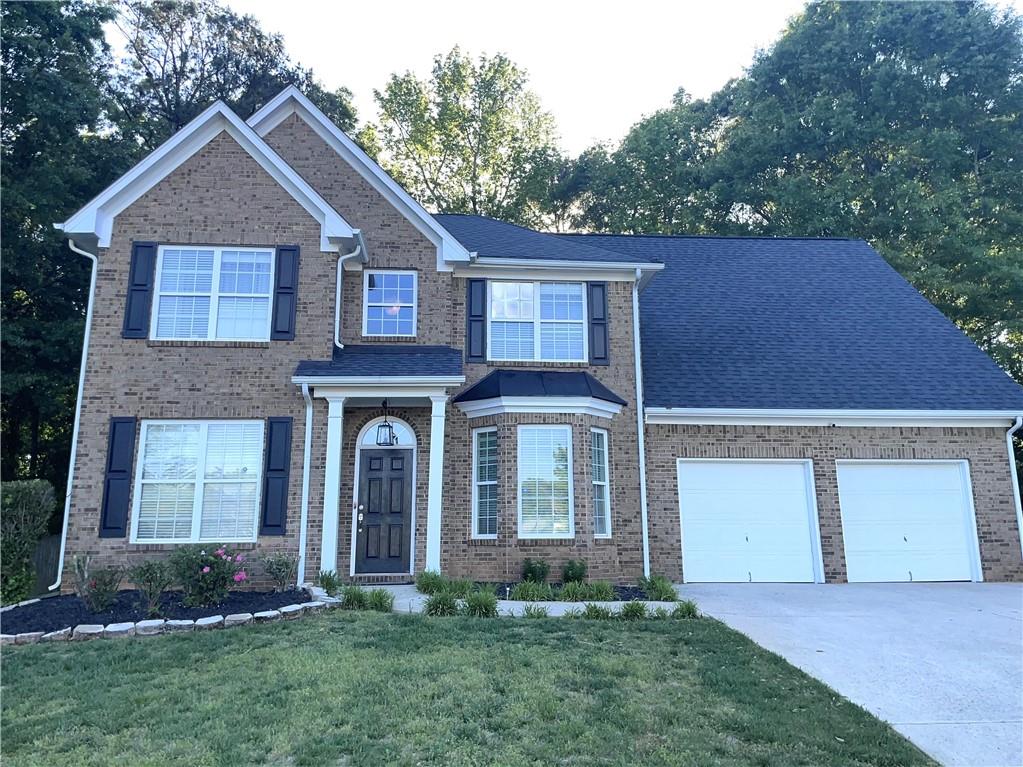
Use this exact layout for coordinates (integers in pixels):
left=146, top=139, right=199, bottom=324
left=415, top=570, right=447, bottom=595
left=0, top=479, right=55, bottom=604
left=444, top=578, right=475, bottom=599
left=523, top=603, right=549, bottom=618
left=509, top=581, right=554, bottom=601
left=585, top=581, right=617, bottom=601
left=620, top=601, right=648, bottom=620
left=561, top=559, right=588, bottom=584
left=127, top=560, right=173, bottom=617
left=340, top=584, right=368, bottom=610
left=366, top=588, right=394, bottom=613
left=262, top=553, right=298, bottom=592
left=672, top=600, right=699, bottom=619
left=317, top=570, right=342, bottom=596
left=72, top=555, right=123, bottom=612
left=462, top=589, right=498, bottom=618
left=557, top=581, right=616, bottom=602
left=638, top=575, right=677, bottom=602
left=168, top=545, right=247, bottom=607
left=521, top=558, right=550, bottom=583
left=581, top=603, right=615, bottom=620
left=651, top=606, right=672, bottom=620
left=424, top=590, right=459, bottom=616
left=556, top=581, right=588, bottom=602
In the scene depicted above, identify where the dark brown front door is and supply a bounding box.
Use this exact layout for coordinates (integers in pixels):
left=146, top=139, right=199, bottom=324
left=355, top=449, right=413, bottom=574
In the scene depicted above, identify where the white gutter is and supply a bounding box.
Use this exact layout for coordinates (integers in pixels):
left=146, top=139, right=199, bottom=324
left=49, top=239, right=98, bottom=591
left=296, top=383, right=313, bottom=586
left=1007, top=416, right=1023, bottom=558
left=632, top=269, right=651, bottom=578
left=645, top=407, right=1021, bottom=428
left=333, top=230, right=368, bottom=349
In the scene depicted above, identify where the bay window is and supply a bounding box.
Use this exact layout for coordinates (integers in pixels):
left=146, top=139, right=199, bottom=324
left=517, top=425, right=574, bottom=538
left=489, top=282, right=587, bottom=362
left=591, top=428, right=611, bottom=537
left=472, top=427, right=498, bottom=538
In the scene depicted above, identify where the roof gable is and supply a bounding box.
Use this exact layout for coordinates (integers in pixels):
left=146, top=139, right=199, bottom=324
left=58, top=101, right=355, bottom=253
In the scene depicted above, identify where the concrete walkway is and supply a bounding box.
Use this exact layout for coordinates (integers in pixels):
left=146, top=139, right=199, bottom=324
left=679, top=583, right=1023, bottom=767
left=383, top=584, right=677, bottom=616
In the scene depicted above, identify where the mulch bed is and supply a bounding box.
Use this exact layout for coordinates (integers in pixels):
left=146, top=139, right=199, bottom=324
left=1, top=589, right=306, bottom=635
left=484, top=583, right=647, bottom=601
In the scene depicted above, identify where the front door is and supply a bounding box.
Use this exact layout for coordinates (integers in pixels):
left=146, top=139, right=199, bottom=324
left=355, top=449, right=413, bottom=574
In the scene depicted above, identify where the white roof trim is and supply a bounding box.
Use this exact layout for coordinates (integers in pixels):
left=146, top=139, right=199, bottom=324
left=292, top=375, right=465, bottom=387
left=644, top=407, right=1022, bottom=428
left=247, top=86, right=473, bottom=268
left=455, top=395, right=623, bottom=419
left=58, top=101, right=355, bottom=252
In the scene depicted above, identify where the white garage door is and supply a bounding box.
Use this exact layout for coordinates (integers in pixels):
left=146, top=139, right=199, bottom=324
left=677, top=460, right=821, bottom=583
left=837, top=461, right=981, bottom=583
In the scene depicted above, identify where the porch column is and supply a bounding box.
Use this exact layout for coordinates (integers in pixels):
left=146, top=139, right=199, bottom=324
left=319, top=395, right=346, bottom=574
left=425, top=394, right=447, bottom=572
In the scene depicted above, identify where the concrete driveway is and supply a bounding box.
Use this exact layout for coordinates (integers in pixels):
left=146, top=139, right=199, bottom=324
left=679, top=583, right=1023, bottom=767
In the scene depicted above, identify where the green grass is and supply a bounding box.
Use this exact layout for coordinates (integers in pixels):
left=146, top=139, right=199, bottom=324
left=0, top=612, right=932, bottom=767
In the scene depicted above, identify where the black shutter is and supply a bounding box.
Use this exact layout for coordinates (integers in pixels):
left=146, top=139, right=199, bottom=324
left=587, top=282, right=610, bottom=366
left=271, top=245, right=300, bottom=340
left=260, top=417, right=293, bottom=535
left=99, top=417, right=137, bottom=538
left=122, top=242, right=157, bottom=338
left=466, top=278, right=487, bottom=362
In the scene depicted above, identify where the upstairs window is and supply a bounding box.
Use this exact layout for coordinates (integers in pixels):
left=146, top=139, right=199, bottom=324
left=363, top=270, right=417, bottom=336
left=489, top=282, right=587, bottom=362
left=152, top=246, right=274, bottom=341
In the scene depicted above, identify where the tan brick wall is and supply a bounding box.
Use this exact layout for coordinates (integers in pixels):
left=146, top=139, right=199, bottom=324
left=644, top=424, right=1023, bottom=583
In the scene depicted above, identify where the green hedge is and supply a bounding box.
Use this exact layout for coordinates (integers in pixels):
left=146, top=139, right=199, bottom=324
left=1, top=479, right=55, bottom=605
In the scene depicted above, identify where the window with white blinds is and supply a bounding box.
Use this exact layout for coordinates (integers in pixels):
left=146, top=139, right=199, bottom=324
left=472, top=428, right=498, bottom=538
left=517, top=425, right=574, bottom=539
left=152, top=246, right=274, bottom=340
left=591, top=428, right=611, bottom=538
left=489, top=282, right=587, bottom=362
left=131, top=420, right=264, bottom=543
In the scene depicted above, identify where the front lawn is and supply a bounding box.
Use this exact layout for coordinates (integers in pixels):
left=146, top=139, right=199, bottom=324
left=1, top=612, right=932, bottom=767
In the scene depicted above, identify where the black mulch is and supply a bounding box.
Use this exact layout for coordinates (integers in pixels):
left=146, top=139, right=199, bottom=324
left=482, top=583, right=647, bottom=601
left=1, top=589, right=307, bottom=635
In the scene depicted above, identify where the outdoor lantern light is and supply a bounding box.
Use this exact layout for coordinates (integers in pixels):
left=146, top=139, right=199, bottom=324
left=376, top=399, right=397, bottom=446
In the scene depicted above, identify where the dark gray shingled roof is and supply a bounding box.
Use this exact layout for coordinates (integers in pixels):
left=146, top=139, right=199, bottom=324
left=295, top=345, right=463, bottom=378
left=453, top=370, right=627, bottom=405
left=559, top=233, right=1023, bottom=411
left=435, top=213, right=659, bottom=264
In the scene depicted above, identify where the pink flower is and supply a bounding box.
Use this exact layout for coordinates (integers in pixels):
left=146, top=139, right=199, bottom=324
left=233, top=571, right=247, bottom=583
left=214, top=548, right=225, bottom=556
left=235, top=554, right=244, bottom=563
left=201, top=566, right=211, bottom=573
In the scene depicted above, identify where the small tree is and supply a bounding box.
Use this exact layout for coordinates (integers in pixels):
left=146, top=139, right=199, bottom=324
left=1, top=479, right=55, bottom=604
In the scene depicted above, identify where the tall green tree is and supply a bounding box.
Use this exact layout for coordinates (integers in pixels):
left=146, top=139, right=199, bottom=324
left=373, top=47, right=564, bottom=226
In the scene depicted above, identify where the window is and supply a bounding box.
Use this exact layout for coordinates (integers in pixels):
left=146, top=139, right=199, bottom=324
left=591, top=428, right=611, bottom=537
left=131, top=420, right=265, bottom=543
left=152, top=246, right=274, bottom=340
left=472, top=428, right=498, bottom=538
left=489, top=282, right=587, bottom=362
left=363, top=270, right=417, bottom=336
left=517, top=425, right=574, bottom=538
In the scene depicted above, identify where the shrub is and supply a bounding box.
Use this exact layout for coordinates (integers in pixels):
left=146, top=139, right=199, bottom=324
left=509, top=581, right=554, bottom=601
left=462, top=588, right=498, bottom=618
left=366, top=588, right=394, bottom=613
left=651, top=606, right=672, bottom=620
left=444, top=578, right=475, bottom=599
left=556, top=581, right=588, bottom=602
left=523, top=603, right=549, bottom=618
left=557, top=581, right=616, bottom=602
left=415, top=570, right=447, bottom=595
left=620, top=600, right=648, bottom=620
left=424, top=590, right=459, bottom=616
left=340, top=584, right=368, bottom=610
left=561, top=559, right=588, bottom=584
left=169, top=545, right=247, bottom=607
left=127, top=560, right=173, bottom=617
left=586, top=581, right=617, bottom=601
left=72, top=555, right=123, bottom=612
left=262, top=553, right=298, bottom=592
left=521, top=558, right=550, bottom=584
left=672, top=600, right=699, bottom=619
left=318, top=570, right=342, bottom=596
left=638, top=575, right=677, bottom=602
left=0, top=480, right=55, bottom=604
left=581, top=603, right=615, bottom=620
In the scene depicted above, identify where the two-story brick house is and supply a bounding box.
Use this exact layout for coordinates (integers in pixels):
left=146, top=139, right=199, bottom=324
left=52, top=86, right=1023, bottom=591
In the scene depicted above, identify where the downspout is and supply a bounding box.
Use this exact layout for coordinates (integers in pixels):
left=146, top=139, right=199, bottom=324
left=632, top=269, right=651, bottom=578
left=296, top=383, right=313, bottom=586
left=1008, top=416, right=1023, bottom=558
left=334, top=230, right=367, bottom=349
left=49, top=239, right=98, bottom=591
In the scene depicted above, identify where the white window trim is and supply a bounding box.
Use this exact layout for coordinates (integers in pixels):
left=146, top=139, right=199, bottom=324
left=361, top=269, right=418, bottom=337
left=487, top=280, right=588, bottom=363
left=516, top=424, right=575, bottom=540
left=129, top=419, right=265, bottom=544
left=471, top=427, right=498, bottom=540
left=150, top=245, right=276, bottom=342
left=590, top=427, right=612, bottom=539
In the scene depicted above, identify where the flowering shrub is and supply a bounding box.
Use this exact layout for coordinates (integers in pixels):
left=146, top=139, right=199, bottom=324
left=72, top=554, right=123, bottom=612
left=169, top=545, right=247, bottom=607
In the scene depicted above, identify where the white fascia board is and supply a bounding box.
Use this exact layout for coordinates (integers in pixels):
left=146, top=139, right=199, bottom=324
left=59, top=101, right=354, bottom=253
left=247, top=86, right=472, bottom=268
left=455, top=396, right=623, bottom=419
left=644, top=407, right=1022, bottom=428
left=456, top=258, right=663, bottom=283
left=292, top=375, right=465, bottom=387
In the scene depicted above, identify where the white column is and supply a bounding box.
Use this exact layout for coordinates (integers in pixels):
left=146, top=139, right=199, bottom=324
left=319, top=396, right=346, bottom=574
left=425, top=394, right=448, bottom=572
